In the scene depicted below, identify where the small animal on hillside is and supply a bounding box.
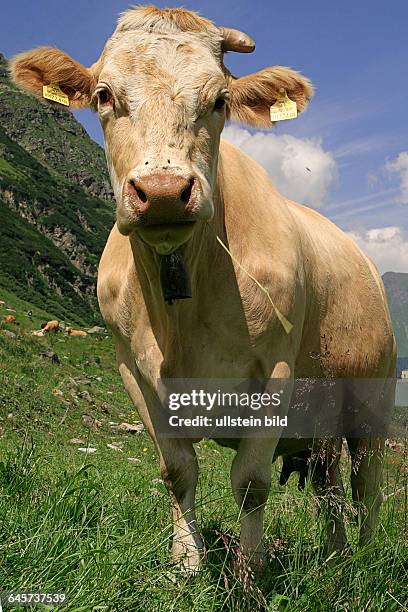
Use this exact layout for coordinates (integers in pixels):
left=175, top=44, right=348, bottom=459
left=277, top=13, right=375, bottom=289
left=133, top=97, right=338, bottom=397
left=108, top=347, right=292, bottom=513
left=66, top=327, right=88, bottom=337
left=31, top=329, right=45, bottom=337
left=41, top=320, right=60, bottom=333
left=4, top=315, right=16, bottom=324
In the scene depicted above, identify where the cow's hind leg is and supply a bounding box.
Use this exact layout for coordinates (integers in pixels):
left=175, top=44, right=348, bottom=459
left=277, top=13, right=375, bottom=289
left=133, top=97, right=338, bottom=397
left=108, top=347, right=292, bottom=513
left=345, top=374, right=394, bottom=546
left=157, top=438, right=203, bottom=572
left=309, top=440, right=347, bottom=555
left=347, top=437, right=385, bottom=546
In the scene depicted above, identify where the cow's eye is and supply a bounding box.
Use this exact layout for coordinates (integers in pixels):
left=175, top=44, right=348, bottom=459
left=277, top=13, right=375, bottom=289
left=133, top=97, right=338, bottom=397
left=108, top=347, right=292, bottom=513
left=97, top=88, right=113, bottom=107
left=214, top=97, right=226, bottom=111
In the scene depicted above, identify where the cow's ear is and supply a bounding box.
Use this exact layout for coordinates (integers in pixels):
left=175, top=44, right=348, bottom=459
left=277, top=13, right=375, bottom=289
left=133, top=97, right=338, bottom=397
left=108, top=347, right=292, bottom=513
left=226, top=66, right=313, bottom=127
left=9, top=47, right=96, bottom=109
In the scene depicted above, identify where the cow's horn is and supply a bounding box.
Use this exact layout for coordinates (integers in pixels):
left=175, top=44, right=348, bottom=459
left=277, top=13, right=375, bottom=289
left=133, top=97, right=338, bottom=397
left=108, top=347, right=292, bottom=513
left=220, top=27, right=255, bottom=53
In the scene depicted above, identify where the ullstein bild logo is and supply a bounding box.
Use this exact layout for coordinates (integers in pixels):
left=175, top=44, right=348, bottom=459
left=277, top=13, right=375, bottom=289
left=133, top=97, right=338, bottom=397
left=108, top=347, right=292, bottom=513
left=168, top=413, right=288, bottom=428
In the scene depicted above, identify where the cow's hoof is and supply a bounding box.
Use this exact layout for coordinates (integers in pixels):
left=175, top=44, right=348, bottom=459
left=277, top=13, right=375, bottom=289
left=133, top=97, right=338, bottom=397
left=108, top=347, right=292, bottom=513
left=324, top=544, right=351, bottom=567
left=164, top=563, right=199, bottom=584
left=244, top=550, right=268, bottom=578
left=173, top=558, right=202, bottom=577
left=171, top=548, right=203, bottom=576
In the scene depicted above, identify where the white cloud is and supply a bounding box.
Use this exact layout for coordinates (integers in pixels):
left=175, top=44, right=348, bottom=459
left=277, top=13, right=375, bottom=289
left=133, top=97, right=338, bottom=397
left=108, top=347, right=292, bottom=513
left=385, top=152, right=408, bottom=204
left=222, top=125, right=337, bottom=208
left=348, top=226, right=408, bottom=273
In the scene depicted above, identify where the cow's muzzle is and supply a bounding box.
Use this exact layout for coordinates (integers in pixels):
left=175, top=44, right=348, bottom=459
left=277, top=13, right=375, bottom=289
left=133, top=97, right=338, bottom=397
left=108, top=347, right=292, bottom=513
left=127, top=170, right=197, bottom=224
left=125, top=169, right=201, bottom=254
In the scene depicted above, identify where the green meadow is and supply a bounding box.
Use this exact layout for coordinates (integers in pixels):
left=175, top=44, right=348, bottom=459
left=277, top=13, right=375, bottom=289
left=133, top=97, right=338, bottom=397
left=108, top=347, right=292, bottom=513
left=0, top=291, right=407, bottom=611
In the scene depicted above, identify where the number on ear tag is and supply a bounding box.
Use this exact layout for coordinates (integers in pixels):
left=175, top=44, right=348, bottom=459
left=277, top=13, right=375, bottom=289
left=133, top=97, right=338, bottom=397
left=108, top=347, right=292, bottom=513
left=270, top=88, right=297, bottom=122
left=42, top=83, right=69, bottom=106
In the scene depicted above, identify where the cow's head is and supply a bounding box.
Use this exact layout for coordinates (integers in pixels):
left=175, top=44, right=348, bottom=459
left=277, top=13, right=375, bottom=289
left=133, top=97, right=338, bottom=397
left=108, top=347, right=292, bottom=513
left=10, top=6, right=313, bottom=255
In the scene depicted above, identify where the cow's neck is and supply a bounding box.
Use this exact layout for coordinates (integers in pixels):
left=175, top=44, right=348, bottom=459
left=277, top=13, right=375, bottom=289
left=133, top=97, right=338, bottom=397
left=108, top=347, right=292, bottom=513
left=128, top=177, right=228, bottom=327
left=125, top=152, right=287, bottom=377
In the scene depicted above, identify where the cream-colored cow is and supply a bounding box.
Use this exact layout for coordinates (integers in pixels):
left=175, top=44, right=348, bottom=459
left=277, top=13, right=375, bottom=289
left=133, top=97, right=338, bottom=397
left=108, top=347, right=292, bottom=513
left=66, top=326, right=88, bottom=337
left=41, top=320, right=59, bottom=333
left=11, top=5, right=396, bottom=573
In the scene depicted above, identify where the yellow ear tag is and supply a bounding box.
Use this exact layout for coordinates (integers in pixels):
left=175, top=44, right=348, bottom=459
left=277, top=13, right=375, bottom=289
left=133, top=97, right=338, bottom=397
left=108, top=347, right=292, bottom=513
left=270, top=88, right=297, bottom=122
left=42, top=83, right=69, bottom=106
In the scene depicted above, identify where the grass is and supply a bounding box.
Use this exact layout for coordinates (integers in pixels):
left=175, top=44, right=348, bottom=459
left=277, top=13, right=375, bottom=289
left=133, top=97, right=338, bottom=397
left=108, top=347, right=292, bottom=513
left=0, top=293, right=407, bottom=611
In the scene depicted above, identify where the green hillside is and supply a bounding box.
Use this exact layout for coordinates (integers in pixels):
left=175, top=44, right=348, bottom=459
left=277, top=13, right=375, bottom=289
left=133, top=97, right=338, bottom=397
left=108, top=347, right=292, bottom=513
left=0, top=53, right=114, bottom=325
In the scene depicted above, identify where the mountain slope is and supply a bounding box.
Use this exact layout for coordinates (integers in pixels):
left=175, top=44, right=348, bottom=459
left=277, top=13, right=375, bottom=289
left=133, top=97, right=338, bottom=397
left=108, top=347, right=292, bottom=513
left=0, top=54, right=112, bottom=202
left=383, top=272, right=408, bottom=358
left=0, top=53, right=115, bottom=324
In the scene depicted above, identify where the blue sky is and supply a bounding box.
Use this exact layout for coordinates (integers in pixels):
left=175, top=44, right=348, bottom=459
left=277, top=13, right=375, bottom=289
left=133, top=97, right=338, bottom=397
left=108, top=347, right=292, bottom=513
left=1, top=1, right=407, bottom=271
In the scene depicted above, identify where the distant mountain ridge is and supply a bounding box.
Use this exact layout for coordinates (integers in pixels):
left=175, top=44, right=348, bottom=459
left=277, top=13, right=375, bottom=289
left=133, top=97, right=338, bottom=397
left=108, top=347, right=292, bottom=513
left=383, top=272, right=408, bottom=359
left=0, top=53, right=114, bottom=324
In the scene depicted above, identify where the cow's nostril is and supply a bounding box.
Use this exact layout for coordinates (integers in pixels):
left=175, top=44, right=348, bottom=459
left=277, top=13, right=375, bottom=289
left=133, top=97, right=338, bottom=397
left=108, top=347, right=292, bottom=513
left=136, top=187, right=147, bottom=203
left=180, top=178, right=194, bottom=203
left=128, top=180, right=148, bottom=203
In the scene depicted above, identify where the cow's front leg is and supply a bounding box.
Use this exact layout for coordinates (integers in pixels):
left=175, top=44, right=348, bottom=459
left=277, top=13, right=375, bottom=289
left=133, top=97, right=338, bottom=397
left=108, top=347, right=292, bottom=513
left=157, top=437, right=203, bottom=572
left=229, top=362, right=292, bottom=570
left=116, top=343, right=203, bottom=571
left=230, top=437, right=278, bottom=571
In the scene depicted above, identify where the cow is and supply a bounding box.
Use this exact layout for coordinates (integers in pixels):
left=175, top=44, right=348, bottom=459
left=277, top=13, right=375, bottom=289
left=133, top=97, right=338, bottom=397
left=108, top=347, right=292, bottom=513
left=41, top=320, right=60, bottom=333
left=4, top=315, right=16, bottom=324
left=66, top=327, right=88, bottom=337
left=10, top=5, right=396, bottom=574
left=31, top=329, right=45, bottom=337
